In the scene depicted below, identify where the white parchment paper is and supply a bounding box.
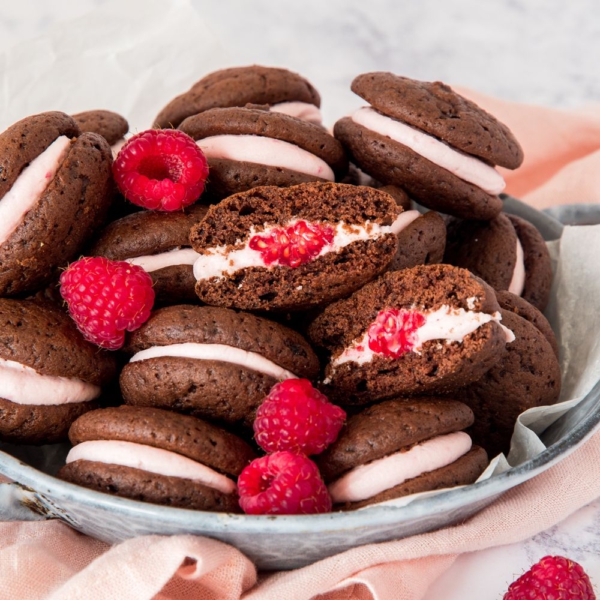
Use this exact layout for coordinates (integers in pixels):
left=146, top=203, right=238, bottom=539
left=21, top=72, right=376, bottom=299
left=1, top=0, right=599, bottom=508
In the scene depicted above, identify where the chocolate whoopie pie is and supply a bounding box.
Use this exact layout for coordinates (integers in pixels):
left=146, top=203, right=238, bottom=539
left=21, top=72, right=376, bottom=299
left=0, top=299, right=117, bottom=444
left=58, top=406, right=256, bottom=512
left=334, top=72, right=524, bottom=220
left=89, top=204, right=208, bottom=305
left=308, top=264, right=513, bottom=405
left=444, top=213, right=553, bottom=311
left=456, top=309, right=562, bottom=457
left=119, top=305, right=320, bottom=428
left=0, top=111, right=114, bottom=296
left=72, top=109, right=129, bottom=149
left=495, top=290, right=559, bottom=357
left=155, top=65, right=322, bottom=129
left=178, top=107, right=347, bottom=201
left=318, top=399, right=488, bottom=510
left=387, top=210, right=446, bottom=272
left=190, top=182, right=411, bottom=312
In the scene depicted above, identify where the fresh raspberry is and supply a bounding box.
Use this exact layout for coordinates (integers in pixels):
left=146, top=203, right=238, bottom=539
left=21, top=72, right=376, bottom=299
left=113, top=129, right=209, bottom=211
left=504, top=555, right=596, bottom=600
left=60, top=257, right=155, bottom=350
left=249, top=220, right=334, bottom=268
left=237, top=451, right=331, bottom=515
left=368, top=308, right=426, bottom=358
left=254, top=379, right=346, bottom=455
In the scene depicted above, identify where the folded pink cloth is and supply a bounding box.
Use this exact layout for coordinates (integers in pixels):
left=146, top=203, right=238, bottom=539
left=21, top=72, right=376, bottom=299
left=456, top=87, right=600, bottom=207
left=2, top=91, right=600, bottom=600
left=2, top=430, right=599, bottom=600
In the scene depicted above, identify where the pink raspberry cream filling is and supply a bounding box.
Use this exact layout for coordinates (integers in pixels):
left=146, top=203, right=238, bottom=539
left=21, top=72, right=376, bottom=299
left=0, top=135, right=71, bottom=245
left=328, top=431, right=473, bottom=504
left=129, top=342, right=298, bottom=381
left=193, top=211, right=420, bottom=281
left=66, top=440, right=236, bottom=494
left=125, top=248, right=199, bottom=273
left=332, top=305, right=514, bottom=369
left=351, top=107, right=505, bottom=195
left=508, top=237, right=526, bottom=296
left=196, top=134, right=334, bottom=181
left=0, top=358, right=100, bottom=405
left=269, top=101, right=322, bottom=125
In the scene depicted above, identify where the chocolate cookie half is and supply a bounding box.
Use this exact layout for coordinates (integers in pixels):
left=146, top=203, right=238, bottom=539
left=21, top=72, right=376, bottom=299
left=89, top=204, right=208, bottom=305
left=178, top=107, right=347, bottom=201
left=308, top=264, right=512, bottom=404
left=387, top=210, right=446, bottom=272
left=72, top=109, right=129, bottom=152
left=155, top=65, right=322, bottom=129
left=0, top=112, right=114, bottom=296
left=318, top=398, right=488, bottom=510
left=456, top=309, right=562, bottom=457
left=334, top=72, right=524, bottom=220
left=495, top=290, right=559, bottom=358
left=58, top=406, right=256, bottom=512
left=0, top=299, right=117, bottom=444
left=444, top=213, right=553, bottom=311
left=190, top=182, right=407, bottom=312
left=119, top=305, right=320, bottom=428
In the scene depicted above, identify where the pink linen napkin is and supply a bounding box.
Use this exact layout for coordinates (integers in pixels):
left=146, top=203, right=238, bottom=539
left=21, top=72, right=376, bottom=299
left=2, top=91, right=600, bottom=600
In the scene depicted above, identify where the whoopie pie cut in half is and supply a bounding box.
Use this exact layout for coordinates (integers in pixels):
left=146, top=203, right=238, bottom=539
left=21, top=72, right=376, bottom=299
left=189, top=182, right=426, bottom=312
left=308, top=264, right=514, bottom=405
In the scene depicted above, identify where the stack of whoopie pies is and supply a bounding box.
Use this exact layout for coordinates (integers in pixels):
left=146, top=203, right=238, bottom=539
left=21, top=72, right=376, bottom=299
left=0, top=64, right=560, bottom=516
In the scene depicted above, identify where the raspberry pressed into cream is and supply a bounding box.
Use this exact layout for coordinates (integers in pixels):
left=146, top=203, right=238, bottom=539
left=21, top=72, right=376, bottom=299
left=0, top=135, right=71, bottom=245
left=332, top=304, right=515, bottom=369
left=125, top=248, right=199, bottom=273
left=66, top=440, right=236, bottom=494
left=270, top=101, right=322, bottom=125
left=193, top=211, right=420, bottom=281
left=197, top=135, right=334, bottom=181
left=328, top=431, right=472, bottom=504
left=351, top=107, right=505, bottom=195
left=129, top=342, right=298, bottom=381
left=0, top=358, right=101, bottom=405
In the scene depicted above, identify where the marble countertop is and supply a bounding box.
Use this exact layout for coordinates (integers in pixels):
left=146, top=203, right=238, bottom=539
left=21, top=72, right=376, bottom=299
left=424, top=496, right=600, bottom=599
left=2, top=0, right=600, bottom=597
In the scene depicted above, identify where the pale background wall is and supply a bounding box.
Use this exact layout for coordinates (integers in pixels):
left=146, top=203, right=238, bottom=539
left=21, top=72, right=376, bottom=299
left=1, top=0, right=599, bottom=124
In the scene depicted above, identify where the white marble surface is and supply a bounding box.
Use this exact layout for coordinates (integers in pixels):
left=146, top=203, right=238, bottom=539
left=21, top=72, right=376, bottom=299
left=424, top=497, right=600, bottom=599
left=1, top=1, right=600, bottom=597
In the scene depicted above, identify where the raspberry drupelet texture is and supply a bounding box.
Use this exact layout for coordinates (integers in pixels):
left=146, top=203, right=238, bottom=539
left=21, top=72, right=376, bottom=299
left=504, top=555, right=596, bottom=600
left=237, top=451, right=332, bottom=515
left=254, top=379, right=346, bottom=455
left=368, top=309, right=426, bottom=358
left=249, top=220, right=334, bottom=268
left=60, top=257, right=155, bottom=350
left=113, top=129, right=209, bottom=211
